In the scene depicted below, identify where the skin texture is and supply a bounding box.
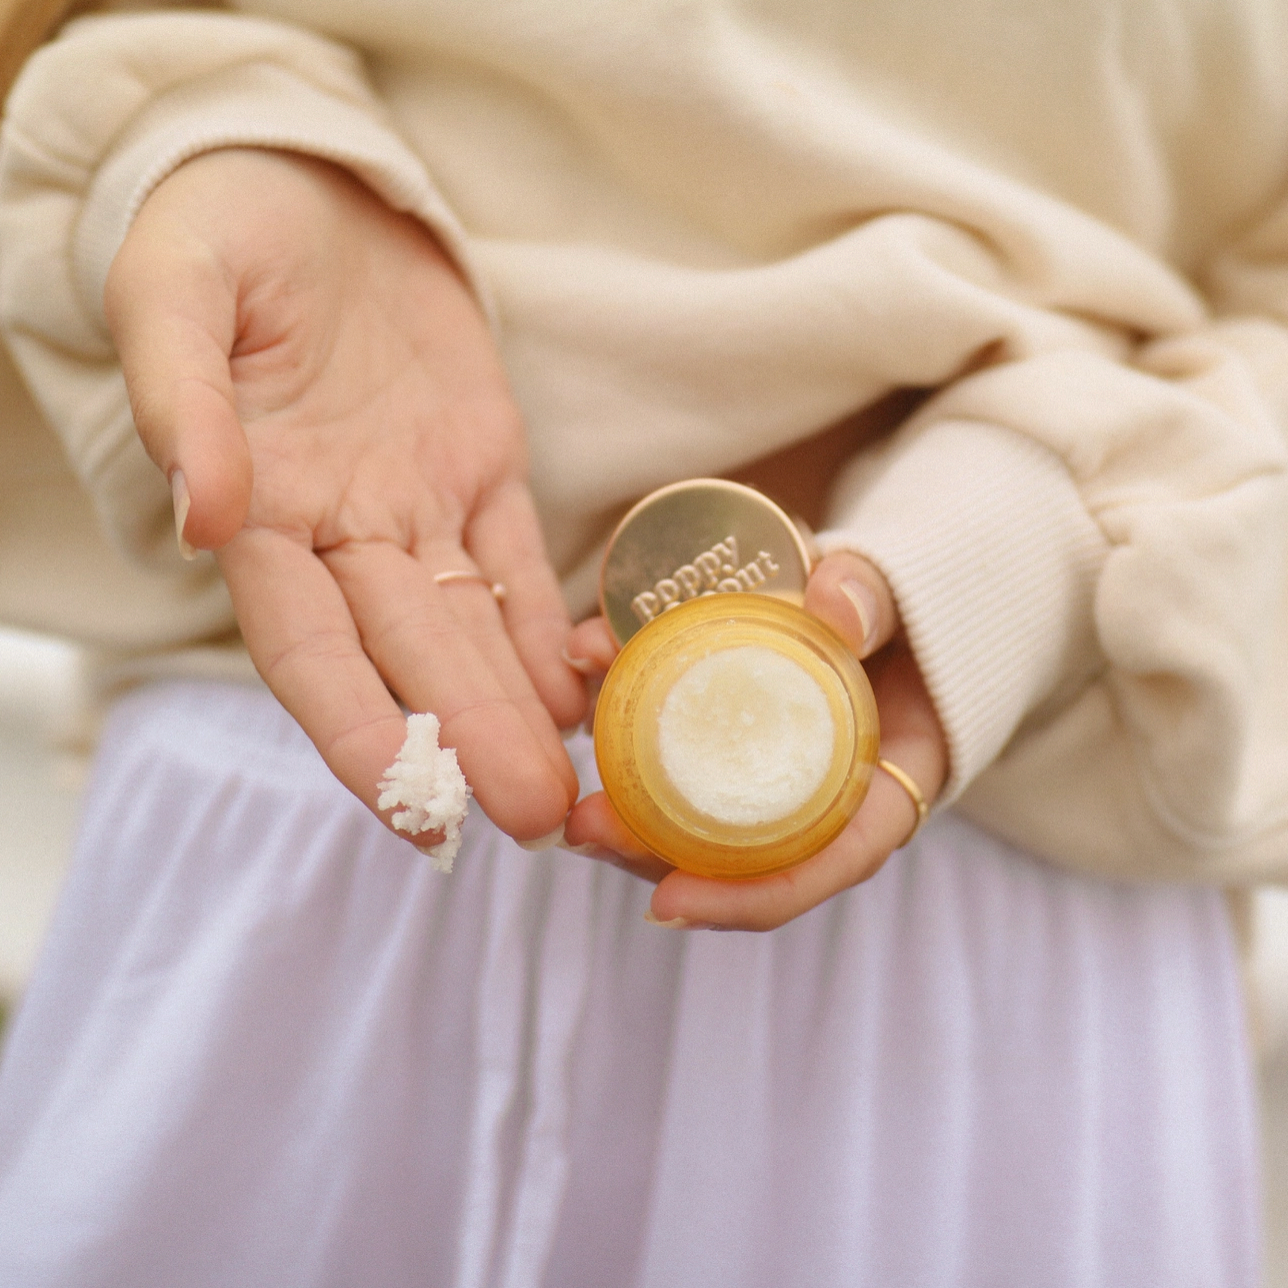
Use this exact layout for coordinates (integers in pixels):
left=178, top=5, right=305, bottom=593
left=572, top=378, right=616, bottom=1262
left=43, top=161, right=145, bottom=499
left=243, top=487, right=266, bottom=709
left=105, top=147, right=948, bottom=929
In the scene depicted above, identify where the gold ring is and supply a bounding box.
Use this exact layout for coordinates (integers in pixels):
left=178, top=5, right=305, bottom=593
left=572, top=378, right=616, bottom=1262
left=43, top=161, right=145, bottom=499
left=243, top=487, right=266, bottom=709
left=434, top=570, right=507, bottom=603
left=877, top=758, right=930, bottom=848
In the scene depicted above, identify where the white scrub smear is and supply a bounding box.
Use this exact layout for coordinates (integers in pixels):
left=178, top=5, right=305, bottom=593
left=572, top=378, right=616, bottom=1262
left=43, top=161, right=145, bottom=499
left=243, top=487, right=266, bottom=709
left=658, top=645, right=834, bottom=827
left=377, top=712, right=471, bottom=873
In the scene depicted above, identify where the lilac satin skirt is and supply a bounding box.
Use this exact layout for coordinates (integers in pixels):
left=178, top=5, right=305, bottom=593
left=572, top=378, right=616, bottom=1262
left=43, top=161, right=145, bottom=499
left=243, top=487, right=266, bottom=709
left=0, top=681, right=1260, bottom=1287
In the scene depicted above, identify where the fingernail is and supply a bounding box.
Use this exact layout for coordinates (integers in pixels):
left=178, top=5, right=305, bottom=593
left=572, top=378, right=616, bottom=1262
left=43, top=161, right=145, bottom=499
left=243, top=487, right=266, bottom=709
left=560, top=841, right=605, bottom=857
left=413, top=848, right=455, bottom=875
left=643, top=910, right=690, bottom=928
left=561, top=647, right=596, bottom=675
left=642, top=911, right=726, bottom=930
left=517, top=822, right=566, bottom=852
left=171, top=470, right=197, bottom=561
left=839, top=578, right=878, bottom=655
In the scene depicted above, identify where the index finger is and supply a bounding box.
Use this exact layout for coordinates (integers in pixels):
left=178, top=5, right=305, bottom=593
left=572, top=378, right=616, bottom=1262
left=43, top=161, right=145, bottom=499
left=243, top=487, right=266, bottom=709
left=564, top=769, right=915, bottom=931
left=642, top=767, right=922, bottom=931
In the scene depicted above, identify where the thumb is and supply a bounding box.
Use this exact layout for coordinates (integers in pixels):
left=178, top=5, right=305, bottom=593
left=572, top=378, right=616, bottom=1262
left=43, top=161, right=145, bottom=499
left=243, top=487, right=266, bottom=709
left=804, top=549, right=901, bottom=659
left=105, top=194, right=253, bottom=554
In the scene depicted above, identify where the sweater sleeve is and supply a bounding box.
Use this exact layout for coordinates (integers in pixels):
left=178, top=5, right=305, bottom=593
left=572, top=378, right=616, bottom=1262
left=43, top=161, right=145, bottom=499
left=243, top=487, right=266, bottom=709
left=817, top=313, right=1288, bottom=885
left=0, top=8, right=482, bottom=572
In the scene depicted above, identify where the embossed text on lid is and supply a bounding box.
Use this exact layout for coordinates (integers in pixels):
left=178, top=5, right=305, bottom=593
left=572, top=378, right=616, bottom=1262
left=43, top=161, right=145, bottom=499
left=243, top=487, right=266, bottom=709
left=599, top=479, right=813, bottom=645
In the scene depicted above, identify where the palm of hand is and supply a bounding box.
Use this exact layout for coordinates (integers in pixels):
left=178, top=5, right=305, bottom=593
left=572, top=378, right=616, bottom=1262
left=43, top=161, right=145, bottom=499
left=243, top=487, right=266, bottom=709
left=107, top=149, right=584, bottom=839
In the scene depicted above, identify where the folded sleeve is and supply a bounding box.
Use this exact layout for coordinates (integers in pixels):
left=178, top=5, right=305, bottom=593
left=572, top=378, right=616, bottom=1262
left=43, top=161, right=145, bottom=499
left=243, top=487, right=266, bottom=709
left=819, top=320, right=1288, bottom=884
left=0, top=9, right=481, bottom=571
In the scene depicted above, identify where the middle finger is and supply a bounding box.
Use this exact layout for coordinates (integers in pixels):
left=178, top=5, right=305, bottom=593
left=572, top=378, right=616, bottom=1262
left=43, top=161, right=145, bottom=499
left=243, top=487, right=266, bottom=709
left=325, top=538, right=577, bottom=839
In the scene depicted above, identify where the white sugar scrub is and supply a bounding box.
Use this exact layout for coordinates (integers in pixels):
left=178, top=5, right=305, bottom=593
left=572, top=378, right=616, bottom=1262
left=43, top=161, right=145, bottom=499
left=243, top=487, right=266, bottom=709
left=657, top=645, right=834, bottom=827
left=377, top=712, right=471, bottom=873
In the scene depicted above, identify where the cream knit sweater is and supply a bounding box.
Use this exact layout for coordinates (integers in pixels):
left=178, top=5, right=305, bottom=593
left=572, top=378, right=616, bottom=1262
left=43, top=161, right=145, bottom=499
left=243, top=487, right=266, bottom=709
left=2, top=0, right=1287, bottom=883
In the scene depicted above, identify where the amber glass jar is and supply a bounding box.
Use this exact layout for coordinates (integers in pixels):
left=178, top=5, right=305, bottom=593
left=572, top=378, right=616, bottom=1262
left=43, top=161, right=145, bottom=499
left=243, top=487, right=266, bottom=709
left=594, top=594, right=879, bottom=879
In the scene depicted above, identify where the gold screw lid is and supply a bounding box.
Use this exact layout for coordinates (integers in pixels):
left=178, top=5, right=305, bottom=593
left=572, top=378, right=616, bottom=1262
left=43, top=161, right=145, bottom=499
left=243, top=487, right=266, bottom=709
left=599, top=479, right=813, bottom=646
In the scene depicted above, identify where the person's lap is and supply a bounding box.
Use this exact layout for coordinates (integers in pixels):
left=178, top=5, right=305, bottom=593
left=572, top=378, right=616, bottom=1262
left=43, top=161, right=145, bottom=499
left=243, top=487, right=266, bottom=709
left=0, top=681, right=1261, bottom=1287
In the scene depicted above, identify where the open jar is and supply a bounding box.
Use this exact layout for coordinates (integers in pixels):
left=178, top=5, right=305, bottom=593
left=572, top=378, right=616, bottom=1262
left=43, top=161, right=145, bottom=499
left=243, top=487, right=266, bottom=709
left=594, top=480, right=880, bottom=879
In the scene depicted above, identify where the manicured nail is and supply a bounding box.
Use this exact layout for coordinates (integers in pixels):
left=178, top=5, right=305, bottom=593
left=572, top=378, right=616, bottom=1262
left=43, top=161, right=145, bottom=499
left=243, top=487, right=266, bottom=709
left=561, top=647, right=596, bottom=675
left=517, top=822, right=566, bottom=852
left=839, top=578, right=878, bottom=655
left=560, top=841, right=605, bottom=857
left=642, top=911, right=726, bottom=930
left=171, top=470, right=197, bottom=561
left=643, top=910, right=691, bottom=928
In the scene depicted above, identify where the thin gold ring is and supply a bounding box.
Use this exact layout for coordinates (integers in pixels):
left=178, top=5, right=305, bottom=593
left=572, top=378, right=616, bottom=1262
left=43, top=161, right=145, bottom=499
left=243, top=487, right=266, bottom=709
left=877, top=757, right=930, bottom=848
left=434, top=570, right=507, bottom=603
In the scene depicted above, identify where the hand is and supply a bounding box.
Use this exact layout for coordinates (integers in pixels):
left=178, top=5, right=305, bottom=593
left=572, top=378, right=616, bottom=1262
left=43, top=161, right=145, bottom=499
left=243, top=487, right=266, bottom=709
left=562, top=550, right=948, bottom=929
left=105, top=149, right=586, bottom=842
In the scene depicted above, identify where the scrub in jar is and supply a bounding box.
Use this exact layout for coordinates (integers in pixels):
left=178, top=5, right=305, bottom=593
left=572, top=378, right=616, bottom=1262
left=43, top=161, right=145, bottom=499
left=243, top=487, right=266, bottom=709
left=594, top=582, right=879, bottom=880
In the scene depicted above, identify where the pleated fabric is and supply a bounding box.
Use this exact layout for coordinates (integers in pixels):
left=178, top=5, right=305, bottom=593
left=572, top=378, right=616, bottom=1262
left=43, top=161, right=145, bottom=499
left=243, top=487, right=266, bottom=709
left=0, top=681, right=1260, bottom=1287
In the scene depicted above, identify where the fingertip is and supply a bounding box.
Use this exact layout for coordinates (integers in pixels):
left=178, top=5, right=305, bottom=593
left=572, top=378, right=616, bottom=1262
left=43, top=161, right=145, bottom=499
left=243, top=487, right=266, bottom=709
left=550, top=738, right=582, bottom=813
left=564, top=616, right=618, bottom=675
left=531, top=643, right=590, bottom=731
left=170, top=387, right=254, bottom=551
left=805, top=551, right=898, bottom=659
left=516, top=788, right=576, bottom=844
left=645, top=869, right=693, bottom=925
left=645, top=867, right=753, bottom=929
left=561, top=791, right=597, bottom=851
left=466, top=737, right=578, bottom=840
left=564, top=789, right=640, bottom=854
left=836, top=578, right=880, bottom=656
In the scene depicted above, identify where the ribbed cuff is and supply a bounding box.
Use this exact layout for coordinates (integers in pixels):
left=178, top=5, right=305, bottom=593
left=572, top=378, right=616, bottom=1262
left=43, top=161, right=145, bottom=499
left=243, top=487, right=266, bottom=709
left=817, top=418, right=1109, bottom=801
